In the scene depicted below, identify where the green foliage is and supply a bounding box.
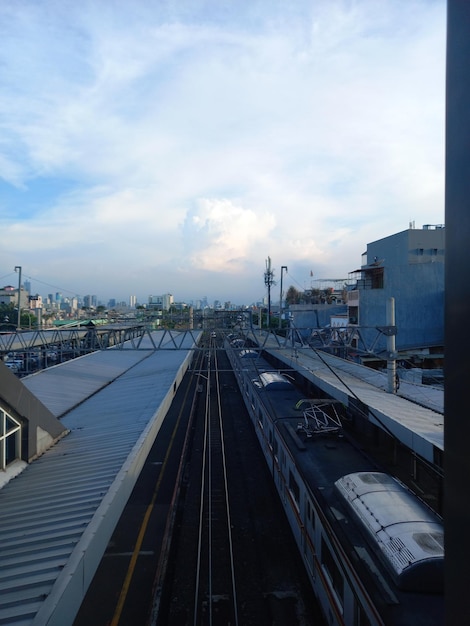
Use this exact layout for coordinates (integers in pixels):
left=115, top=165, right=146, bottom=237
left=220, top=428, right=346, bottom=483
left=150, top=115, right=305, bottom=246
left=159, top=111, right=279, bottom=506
left=0, top=303, right=37, bottom=330
left=285, top=285, right=301, bottom=304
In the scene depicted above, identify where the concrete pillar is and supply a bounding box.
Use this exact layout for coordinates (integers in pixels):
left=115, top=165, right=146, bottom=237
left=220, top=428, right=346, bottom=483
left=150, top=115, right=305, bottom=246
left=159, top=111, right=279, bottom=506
left=445, top=2, right=470, bottom=622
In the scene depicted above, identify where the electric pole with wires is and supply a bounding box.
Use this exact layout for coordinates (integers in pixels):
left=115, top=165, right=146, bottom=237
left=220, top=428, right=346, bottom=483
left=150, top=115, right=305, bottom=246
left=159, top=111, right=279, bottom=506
left=264, top=256, right=275, bottom=327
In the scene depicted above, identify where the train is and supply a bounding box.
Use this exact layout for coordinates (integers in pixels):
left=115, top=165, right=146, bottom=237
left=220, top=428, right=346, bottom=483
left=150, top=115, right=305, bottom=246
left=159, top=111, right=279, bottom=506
left=225, top=338, right=444, bottom=626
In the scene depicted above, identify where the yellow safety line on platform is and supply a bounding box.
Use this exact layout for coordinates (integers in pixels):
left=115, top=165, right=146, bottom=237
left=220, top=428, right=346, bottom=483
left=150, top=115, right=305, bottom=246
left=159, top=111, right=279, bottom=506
left=110, top=379, right=193, bottom=626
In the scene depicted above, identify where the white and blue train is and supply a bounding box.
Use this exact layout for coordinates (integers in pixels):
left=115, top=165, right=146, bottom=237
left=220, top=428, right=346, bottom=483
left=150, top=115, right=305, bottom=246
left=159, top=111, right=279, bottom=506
left=226, top=340, right=444, bottom=626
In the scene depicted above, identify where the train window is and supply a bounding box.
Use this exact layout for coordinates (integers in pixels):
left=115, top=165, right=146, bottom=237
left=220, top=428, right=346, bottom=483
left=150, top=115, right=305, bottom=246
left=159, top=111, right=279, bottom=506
left=306, top=499, right=315, bottom=532
left=321, top=538, right=344, bottom=609
left=353, top=599, right=371, bottom=626
left=273, top=438, right=278, bottom=459
left=288, top=470, right=300, bottom=508
left=434, top=446, right=443, bottom=469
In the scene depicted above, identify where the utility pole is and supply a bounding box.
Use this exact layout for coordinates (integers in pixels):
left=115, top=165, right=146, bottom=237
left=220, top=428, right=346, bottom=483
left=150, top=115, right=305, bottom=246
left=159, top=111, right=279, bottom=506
left=264, top=257, right=275, bottom=328
left=279, top=266, right=288, bottom=329
left=14, top=266, right=22, bottom=330
left=386, top=297, right=397, bottom=393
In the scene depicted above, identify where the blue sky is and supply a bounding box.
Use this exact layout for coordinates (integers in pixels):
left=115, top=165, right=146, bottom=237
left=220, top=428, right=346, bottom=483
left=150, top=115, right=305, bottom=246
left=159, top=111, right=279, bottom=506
left=0, top=0, right=446, bottom=305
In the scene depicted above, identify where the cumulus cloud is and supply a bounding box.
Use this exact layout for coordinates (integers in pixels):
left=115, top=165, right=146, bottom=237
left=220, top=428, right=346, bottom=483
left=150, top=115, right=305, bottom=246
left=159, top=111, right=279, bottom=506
left=181, top=198, right=276, bottom=272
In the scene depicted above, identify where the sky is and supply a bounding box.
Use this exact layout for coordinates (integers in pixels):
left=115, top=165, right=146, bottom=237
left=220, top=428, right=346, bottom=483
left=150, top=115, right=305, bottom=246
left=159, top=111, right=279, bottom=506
left=0, top=0, right=446, bottom=306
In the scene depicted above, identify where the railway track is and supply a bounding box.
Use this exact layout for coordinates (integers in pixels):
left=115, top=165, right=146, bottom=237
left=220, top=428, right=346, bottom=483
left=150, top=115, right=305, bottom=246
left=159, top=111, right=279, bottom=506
left=193, top=336, right=239, bottom=625
left=154, top=334, right=323, bottom=626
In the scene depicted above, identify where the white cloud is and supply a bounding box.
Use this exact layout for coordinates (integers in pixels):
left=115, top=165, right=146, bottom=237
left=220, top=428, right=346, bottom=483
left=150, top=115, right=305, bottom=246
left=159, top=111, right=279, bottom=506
left=182, top=198, right=276, bottom=272
left=0, top=0, right=446, bottom=303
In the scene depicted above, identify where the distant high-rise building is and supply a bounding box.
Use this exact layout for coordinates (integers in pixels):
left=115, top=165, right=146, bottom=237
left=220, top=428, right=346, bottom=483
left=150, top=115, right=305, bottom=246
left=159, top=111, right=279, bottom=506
left=148, top=293, right=174, bottom=311
left=129, top=295, right=137, bottom=308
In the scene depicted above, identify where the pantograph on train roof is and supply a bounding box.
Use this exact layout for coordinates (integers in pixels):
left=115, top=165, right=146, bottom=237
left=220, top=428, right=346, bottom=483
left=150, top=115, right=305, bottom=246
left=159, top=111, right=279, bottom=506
left=294, top=398, right=343, bottom=438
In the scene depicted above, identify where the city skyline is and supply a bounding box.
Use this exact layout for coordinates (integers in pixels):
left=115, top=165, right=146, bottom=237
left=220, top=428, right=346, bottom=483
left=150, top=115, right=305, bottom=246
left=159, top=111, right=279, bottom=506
left=0, top=1, right=445, bottom=303
left=0, top=266, right=347, bottom=309
left=0, top=277, right=260, bottom=310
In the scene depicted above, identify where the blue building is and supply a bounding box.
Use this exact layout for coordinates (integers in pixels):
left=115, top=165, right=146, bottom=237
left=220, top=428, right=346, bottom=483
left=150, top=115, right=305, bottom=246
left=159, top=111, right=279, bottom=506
left=348, top=224, right=445, bottom=364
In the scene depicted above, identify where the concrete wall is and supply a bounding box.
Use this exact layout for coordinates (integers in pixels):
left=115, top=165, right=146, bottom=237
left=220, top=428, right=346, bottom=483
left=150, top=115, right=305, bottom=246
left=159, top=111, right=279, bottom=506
left=356, top=228, right=444, bottom=353
left=0, top=362, right=67, bottom=461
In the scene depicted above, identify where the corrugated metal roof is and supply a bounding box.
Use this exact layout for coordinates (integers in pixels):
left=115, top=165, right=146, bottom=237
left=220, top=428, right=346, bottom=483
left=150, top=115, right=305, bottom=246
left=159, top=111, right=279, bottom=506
left=23, top=349, right=152, bottom=418
left=0, top=330, right=200, bottom=626
left=22, top=329, right=185, bottom=418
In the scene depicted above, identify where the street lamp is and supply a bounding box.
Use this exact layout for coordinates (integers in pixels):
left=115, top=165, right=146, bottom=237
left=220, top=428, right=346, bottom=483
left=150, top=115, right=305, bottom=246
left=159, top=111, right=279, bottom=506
left=279, top=266, right=288, bottom=329
left=14, top=266, right=22, bottom=330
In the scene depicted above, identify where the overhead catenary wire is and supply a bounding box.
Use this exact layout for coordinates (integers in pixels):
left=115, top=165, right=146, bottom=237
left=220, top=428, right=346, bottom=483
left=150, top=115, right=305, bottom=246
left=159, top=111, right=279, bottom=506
left=299, top=342, right=444, bottom=480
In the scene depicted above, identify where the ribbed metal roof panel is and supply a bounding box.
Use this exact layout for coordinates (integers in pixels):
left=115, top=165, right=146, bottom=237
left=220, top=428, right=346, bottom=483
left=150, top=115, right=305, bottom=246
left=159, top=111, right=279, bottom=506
left=22, top=349, right=151, bottom=418
left=0, top=330, right=200, bottom=626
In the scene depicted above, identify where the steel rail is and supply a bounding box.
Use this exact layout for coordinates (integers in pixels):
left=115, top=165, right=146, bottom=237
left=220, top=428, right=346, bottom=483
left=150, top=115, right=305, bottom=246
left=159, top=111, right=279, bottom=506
left=212, top=340, right=239, bottom=626
left=192, top=335, right=239, bottom=626
left=193, top=345, right=211, bottom=626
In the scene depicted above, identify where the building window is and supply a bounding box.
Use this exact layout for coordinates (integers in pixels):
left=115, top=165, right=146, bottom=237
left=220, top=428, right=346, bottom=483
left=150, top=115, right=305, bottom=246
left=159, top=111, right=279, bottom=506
left=0, top=408, right=21, bottom=470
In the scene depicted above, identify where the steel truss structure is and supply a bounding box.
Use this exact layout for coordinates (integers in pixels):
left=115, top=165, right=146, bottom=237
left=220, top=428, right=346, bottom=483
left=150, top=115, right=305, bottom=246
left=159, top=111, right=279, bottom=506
left=0, top=318, right=397, bottom=358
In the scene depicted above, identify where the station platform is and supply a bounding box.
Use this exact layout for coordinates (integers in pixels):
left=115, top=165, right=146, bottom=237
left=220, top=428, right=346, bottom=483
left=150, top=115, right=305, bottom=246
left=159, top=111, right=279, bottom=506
left=264, top=341, right=443, bottom=465
left=0, top=331, right=199, bottom=626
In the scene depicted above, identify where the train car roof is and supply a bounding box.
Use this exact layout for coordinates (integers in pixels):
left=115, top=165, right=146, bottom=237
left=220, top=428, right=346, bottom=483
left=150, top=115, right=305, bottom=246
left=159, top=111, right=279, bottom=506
left=258, top=371, right=294, bottom=390
left=335, top=472, right=444, bottom=592
left=239, top=349, right=258, bottom=358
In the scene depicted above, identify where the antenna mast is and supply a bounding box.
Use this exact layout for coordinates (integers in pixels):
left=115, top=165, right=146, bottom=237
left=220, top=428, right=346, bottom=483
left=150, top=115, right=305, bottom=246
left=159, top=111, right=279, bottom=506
left=264, top=256, right=275, bottom=324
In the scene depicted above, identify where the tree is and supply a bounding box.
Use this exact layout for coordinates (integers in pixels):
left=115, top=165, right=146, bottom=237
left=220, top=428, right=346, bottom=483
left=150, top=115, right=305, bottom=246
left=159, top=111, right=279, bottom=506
left=285, top=285, right=301, bottom=305
left=0, top=303, right=37, bottom=330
